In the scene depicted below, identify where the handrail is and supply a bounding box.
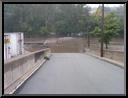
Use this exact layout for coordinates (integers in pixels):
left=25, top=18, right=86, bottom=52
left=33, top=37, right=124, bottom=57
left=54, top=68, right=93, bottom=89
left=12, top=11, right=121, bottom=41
left=4, top=48, right=50, bottom=65
left=4, top=48, right=51, bottom=94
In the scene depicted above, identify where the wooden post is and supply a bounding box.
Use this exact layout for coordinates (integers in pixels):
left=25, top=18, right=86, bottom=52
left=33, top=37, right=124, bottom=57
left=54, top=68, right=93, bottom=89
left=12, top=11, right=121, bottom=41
left=87, top=32, right=90, bottom=48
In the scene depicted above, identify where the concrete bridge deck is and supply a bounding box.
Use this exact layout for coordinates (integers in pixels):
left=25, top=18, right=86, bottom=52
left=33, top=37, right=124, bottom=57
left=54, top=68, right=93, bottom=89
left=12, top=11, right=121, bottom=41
left=15, top=53, right=124, bottom=94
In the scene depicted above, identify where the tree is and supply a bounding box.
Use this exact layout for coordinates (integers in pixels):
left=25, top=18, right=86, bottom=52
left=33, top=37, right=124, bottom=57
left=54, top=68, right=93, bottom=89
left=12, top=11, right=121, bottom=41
left=4, top=4, right=91, bottom=37
left=5, top=4, right=122, bottom=39
left=40, top=26, right=51, bottom=36
left=91, top=12, right=120, bottom=49
left=54, top=4, right=90, bottom=36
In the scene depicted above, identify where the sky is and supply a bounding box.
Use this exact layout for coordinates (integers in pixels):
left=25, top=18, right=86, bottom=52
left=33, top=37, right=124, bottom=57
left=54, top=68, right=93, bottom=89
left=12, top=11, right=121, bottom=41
left=86, top=4, right=123, bottom=8
left=86, top=4, right=124, bottom=14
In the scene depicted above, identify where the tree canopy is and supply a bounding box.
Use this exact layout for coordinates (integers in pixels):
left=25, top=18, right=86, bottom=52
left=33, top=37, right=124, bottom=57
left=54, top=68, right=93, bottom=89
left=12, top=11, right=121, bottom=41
left=4, top=4, right=124, bottom=38
left=4, top=4, right=90, bottom=37
left=91, top=12, right=121, bottom=49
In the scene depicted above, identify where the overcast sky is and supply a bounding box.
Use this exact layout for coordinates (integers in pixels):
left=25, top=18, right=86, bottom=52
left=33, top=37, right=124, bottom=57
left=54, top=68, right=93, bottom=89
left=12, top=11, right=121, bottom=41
left=86, top=4, right=123, bottom=8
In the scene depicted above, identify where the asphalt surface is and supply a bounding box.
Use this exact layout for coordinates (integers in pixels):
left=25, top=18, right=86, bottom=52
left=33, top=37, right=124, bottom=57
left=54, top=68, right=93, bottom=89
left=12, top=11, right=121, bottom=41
left=15, top=53, right=124, bottom=94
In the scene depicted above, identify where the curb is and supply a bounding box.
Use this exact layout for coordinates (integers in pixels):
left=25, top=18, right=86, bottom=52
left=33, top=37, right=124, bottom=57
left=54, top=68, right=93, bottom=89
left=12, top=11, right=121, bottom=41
left=86, top=52, right=124, bottom=69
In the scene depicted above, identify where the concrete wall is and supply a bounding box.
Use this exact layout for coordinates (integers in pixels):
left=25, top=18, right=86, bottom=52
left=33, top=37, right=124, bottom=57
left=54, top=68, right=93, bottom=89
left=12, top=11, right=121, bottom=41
left=104, top=50, right=124, bottom=63
left=4, top=48, right=51, bottom=94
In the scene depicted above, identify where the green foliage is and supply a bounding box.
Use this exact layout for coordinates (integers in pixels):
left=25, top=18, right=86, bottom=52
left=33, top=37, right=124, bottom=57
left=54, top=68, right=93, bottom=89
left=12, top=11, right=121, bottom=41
left=4, top=4, right=123, bottom=39
left=90, top=26, right=101, bottom=37
left=90, top=12, right=121, bottom=48
left=4, top=4, right=90, bottom=37
left=40, top=26, right=50, bottom=36
left=104, top=12, right=120, bottom=42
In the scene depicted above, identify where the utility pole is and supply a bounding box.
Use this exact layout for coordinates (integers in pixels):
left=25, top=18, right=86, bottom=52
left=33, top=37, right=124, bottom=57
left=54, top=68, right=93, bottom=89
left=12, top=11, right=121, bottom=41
left=100, top=4, right=104, bottom=57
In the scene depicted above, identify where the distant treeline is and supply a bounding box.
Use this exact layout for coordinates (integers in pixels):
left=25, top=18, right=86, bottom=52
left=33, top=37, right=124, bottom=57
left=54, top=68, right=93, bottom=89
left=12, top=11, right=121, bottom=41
left=4, top=4, right=124, bottom=37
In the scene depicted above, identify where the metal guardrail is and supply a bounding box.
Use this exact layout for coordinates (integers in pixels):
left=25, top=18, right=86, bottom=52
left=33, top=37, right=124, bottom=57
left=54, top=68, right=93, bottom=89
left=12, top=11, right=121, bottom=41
left=4, top=48, right=51, bottom=94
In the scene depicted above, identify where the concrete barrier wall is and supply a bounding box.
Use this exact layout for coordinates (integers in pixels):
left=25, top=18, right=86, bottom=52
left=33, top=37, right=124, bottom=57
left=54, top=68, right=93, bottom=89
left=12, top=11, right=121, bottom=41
left=4, top=48, right=51, bottom=94
left=86, top=48, right=124, bottom=63
left=104, top=50, right=124, bottom=63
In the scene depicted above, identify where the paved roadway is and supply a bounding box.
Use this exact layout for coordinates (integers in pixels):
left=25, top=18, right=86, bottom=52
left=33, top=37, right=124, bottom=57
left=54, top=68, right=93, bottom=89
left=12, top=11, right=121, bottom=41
left=15, top=53, right=124, bottom=94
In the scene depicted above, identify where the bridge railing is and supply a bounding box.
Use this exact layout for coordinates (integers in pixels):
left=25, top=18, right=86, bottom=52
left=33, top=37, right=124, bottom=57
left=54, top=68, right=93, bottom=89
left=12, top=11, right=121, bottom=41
left=4, top=48, right=51, bottom=94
